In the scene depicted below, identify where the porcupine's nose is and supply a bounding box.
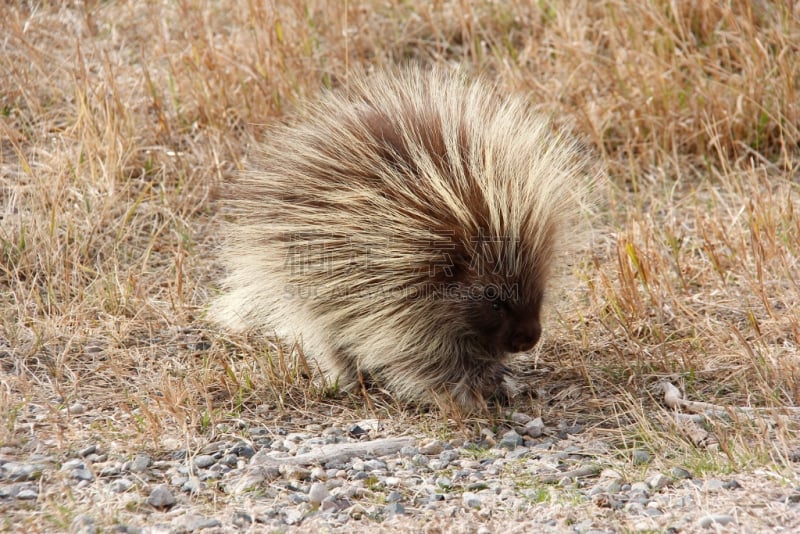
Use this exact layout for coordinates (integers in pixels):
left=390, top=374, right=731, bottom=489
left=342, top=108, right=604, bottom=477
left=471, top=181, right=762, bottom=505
left=509, top=321, right=542, bottom=352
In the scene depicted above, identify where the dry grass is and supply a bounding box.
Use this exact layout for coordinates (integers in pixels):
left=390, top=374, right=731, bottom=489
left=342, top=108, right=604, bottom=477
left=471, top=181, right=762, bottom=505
left=1, top=0, right=799, bottom=530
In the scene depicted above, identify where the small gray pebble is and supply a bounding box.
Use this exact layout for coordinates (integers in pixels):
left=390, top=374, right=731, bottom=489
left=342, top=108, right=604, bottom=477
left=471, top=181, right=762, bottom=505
left=387, top=490, right=402, bottom=503
left=510, top=412, right=532, bottom=425
left=17, top=489, right=38, bottom=500
left=193, top=455, right=216, bottom=469
left=704, top=479, right=726, bottom=491
left=181, top=477, right=205, bottom=494
left=99, top=465, right=120, bottom=477
left=309, top=482, right=329, bottom=505
left=506, top=447, right=529, bottom=460
left=147, top=484, right=176, bottom=508
left=499, top=430, right=523, bottom=450
left=182, top=515, right=222, bottom=531
left=232, top=512, right=253, bottom=528
left=632, top=450, right=652, bottom=465
left=671, top=467, right=692, bottom=479
left=642, top=507, right=663, bottom=517
left=69, top=514, right=96, bottom=534
left=347, top=424, right=367, bottom=438
left=384, top=502, right=405, bottom=515
left=647, top=473, right=671, bottom=490
left=439, top=449, right=459, bottom=463
left=462, top=491, right=481, bottom=508
left=420, top=440, right=445, bottom=455
left=399, top=446, right=419, bottom=457
left=109, top=478, right=134, bottom=493
left=363, top=459, right=386, bottom=471
left=231, top=444, right=255, bottom=459
left=78, top=445, right=98, bottom=457
left=723, top=479, right=742, bottom=490
left=436, top=477, right=452, bottom=489
left=623, top=501, right=644, bottom=513
left=630, top=482, right=649, bottom=494
left=220, top=454, right=238, bottom=467
left=283, top=507, right=305, bottom=525
left=62, top=459, right=85, bottom=471
left=288, top=493, right=308, bottom=504
left=129, top=454, right=151, bottom=473
left=2, top=462, right=45, bottom=481
left=72, top=469, right=94, bottom=482
left=698, top=514, right=735, bottom=528
left=411, top=454, right=430, bottom=467
left=67, top=402, right=86, bottom=415
left=605, top=480, right=622, bottom=494
left=428, top=459, right=446, bottom=470
left=523, top=418, right=545, bottom=438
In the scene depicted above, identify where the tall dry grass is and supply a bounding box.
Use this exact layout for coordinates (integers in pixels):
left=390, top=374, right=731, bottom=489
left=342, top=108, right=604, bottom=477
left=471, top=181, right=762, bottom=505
left=1, top=0, right=798, bottom=489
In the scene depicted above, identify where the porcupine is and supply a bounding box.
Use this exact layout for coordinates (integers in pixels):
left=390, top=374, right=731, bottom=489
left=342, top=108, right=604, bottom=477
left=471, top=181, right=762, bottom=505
left=213, top=67, right=590, bottom=411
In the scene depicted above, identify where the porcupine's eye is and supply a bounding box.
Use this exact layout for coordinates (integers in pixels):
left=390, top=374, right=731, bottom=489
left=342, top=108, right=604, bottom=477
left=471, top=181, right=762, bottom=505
left=484, top=287, right=505, bottom=314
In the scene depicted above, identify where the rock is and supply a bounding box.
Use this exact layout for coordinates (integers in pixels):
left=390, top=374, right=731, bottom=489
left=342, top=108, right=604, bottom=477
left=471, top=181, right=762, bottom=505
left=2, top=462, right=46, bottom=481
left=647, top=473, right=671, bottom=490
left=439, top=449, right=459, bottom=463
left=71, top=468, right=94, bottom=482
left=631, top=450, right=652, bottom=465
left=129, top=454, right=151, bottom=473
left=181, top=477, right=205, bottom=494
left=420, top=440, right=444, bottom=456
left=363, top=459, right=386, bottom=471
left=462, top=491, right=481, bottom=508
left=147, top=485, right=177, bottom=508
left=384, top=502, right=405, bottom=515
left=399, top=446, right=419, bottom=457
left=698, top=514, right=735, bottom=528
left=499, top=430, right=523, bottom=450
left=671, top=467, right=692, bottom=479
left=411, top=454, right=430, bottom=467
left=69, top=514, right=96, bottom=534
left=283, top=507, right=305, bottom=525
left=179, top=515, right=222, bottom=531
left=723, top=479, right=742, bottom=490
left=704, top=479, right=726, bottom=491
left=17, top=489, right=38, bottom=500
left=61, top=459, right=85, bottom=471
left=109, top=478, right=134, bottom=493
left=66, top=402, right=86, bottom=415
left=309, top=482, right=329, bottom=505
left=436, top=476, right=452, bottom=489
left=347, top=424, right=368, bottom=438
left=506, top=447, right=529, bottom=460
left=510, top=412, right=532, bottom=425
left=523, top=418, right=545, bottom=438
left=232, top=512, right=253, bottom=528
left=231, top=444, right=255, bottom=459
left=193, top=455, right=216, bottom=469
left=78, top=445, right=98, bottom=457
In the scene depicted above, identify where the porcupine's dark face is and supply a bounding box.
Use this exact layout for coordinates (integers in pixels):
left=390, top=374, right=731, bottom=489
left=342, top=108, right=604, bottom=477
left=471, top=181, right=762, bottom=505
left=442, top=251, right=545, bottom=356
left=466, top=284, right=544, bottom=355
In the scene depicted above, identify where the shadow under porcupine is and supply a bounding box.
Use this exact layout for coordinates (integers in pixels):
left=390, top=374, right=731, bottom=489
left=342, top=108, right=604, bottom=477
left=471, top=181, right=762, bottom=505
left=213, top=66, right=592, bottom=412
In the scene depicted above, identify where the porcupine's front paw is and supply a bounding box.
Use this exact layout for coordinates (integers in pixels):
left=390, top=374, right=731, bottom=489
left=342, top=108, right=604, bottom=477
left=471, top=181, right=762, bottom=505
left=449, top=362, right=514, bottom=412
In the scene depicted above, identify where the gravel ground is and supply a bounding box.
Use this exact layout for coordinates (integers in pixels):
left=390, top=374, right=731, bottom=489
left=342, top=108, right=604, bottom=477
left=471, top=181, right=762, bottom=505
left=2, top=407, right=800, bottom=533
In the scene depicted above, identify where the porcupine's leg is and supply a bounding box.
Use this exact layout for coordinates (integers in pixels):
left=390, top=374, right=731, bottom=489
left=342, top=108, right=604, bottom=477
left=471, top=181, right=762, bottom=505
left=449, top=360, right=514, bottom=411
